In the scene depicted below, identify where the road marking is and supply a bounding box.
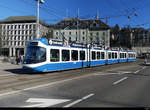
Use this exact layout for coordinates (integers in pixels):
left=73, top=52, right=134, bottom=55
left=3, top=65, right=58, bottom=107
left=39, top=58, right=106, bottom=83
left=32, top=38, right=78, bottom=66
left=23, top=98, right=70, bottom=107
left=0, top=90, right=21, bottom=97
left=118, top=71, right=131, bottom=74
left=63, top=93, right=94, bottom=108
left=23, top=74, right=93, bottom=91
left=134, top=70, right=140, bottom=74
left=94, top=72, right=120, bottom=76
left=0, top=73, right=94, bottom=97
left=134, top=66, right=146, bottom=74
left=0, top=74, right=15, bottom=77
left=113, top=77, right=128, bottom=85
left=142, top=66, right=146, bottom=69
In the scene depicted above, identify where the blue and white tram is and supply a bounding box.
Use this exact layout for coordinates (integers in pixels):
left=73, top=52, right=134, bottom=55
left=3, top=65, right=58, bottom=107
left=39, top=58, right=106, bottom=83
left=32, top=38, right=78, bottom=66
left=106, top=50, right=119, bottom=64
left=22, top=38, right=136, bottom=72
left=119, top=51, right=128, bottom=63
left=127, top=51, right=136, bottom=62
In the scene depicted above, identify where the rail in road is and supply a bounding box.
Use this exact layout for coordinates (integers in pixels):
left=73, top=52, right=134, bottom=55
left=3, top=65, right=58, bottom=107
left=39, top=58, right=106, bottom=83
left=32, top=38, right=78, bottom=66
left=0, top=59, right=144, bottom=95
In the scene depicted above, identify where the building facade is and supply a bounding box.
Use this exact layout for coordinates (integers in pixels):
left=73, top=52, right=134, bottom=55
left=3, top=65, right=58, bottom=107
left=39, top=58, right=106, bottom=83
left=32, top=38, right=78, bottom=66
left=0, top=16, right=49, bottom=57
left=131, top=28, right=150, bottom=57
left=52, top=18, right=110, bottom=47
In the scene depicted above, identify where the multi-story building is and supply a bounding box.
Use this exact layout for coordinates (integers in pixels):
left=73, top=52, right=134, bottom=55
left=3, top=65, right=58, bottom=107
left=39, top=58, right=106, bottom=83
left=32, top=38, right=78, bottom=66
left=52, top=18, right=110, bottom=47
left=0, top=16, right=49, bottom=57
left=131, top=28, right=150, bottom=57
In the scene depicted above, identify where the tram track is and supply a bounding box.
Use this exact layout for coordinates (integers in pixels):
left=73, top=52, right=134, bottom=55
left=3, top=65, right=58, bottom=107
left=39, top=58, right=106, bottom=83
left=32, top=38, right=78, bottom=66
left=0, top=59, right=142, bottom=94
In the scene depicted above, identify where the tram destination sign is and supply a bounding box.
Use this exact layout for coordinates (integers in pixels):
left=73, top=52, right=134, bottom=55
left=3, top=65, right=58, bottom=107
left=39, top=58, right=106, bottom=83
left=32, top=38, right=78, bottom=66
left=49, top=40, right=64, bottom=46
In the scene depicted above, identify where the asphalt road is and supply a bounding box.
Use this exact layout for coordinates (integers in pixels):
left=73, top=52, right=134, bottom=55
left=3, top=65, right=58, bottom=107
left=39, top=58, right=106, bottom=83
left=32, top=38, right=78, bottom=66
left=0, top=59, right=149, bottom=107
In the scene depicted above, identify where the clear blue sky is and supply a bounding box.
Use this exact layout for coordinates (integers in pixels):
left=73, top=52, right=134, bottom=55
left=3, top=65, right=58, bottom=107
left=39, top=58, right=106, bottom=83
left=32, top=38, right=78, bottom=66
left=0, top=0, right=150, bottom=29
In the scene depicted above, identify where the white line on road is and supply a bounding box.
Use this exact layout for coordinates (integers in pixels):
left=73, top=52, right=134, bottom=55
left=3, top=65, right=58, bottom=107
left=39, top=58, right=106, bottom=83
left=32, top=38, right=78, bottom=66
left=142, top=66, right=146, bottom=69
left=113, top=77, right=128, bottom=85
left=134, top=66, right=146, bottom=74
left=63, top=93, right=94, bottom=108
left=134, top=70, right=140, bottom=74
left=0, top=73, right=94, bottom=97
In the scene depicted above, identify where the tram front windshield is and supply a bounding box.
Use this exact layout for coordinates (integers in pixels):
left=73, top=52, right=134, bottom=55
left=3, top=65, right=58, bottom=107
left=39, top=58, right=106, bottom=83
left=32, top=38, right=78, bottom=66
left=23, top=46, right=46, bottom=64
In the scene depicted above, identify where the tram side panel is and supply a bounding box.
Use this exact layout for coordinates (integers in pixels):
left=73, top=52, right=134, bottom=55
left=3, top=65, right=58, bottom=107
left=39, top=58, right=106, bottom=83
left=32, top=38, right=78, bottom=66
left=127, top=52, right=136, bottom=62
left=89, top=49, right=106, bottom=67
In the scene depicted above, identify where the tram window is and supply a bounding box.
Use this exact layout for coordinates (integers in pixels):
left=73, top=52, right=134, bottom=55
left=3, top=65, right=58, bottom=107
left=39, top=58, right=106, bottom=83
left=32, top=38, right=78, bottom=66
left=92, top=51, right=96, bottom=60
left=125, top=53, right=127, bottom=58
left=112, top=53, right=114, bottom=59
left=71, top=50, right=78, bottom=61
left=101, top=52, right=105, bottom=59
left=62, top=50, right=70, bottom=61
left=120, top=53, right=121, bottom=58
left=129, top=54, right=131, bottom=58
left=97, top=52, right=100, bottom=60
left=50, top=49, right=60, bottom=62
left=120, top=53, right=123, bottom=58
left=115, top=53, right=117, bottom=59
left=108, top=52, right=111, bottom=59
left=80, top=51, right=85, bottom=60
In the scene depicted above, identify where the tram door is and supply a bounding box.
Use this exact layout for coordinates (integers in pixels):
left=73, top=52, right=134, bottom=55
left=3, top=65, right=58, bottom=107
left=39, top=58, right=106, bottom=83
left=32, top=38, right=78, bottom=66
left=87, top=49, right=91, bottom=67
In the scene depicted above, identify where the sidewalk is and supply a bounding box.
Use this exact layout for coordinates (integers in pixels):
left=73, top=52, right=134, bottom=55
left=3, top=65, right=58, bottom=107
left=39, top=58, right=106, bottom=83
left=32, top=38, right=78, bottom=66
left=0, top=57, right=22, bottom=70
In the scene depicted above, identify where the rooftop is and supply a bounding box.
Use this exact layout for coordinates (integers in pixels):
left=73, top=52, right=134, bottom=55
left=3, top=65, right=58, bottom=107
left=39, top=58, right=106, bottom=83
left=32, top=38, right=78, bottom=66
left=0, top=16, right=50, bottom=27
left=0, top=16, right=36, bottom=24
left=53, top=18, right=110, bottom=30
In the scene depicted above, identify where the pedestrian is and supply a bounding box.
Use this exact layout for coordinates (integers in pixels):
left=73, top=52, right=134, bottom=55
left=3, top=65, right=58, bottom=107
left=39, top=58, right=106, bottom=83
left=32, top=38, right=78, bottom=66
left=144, top=54, right=147, bottom=64
left=16, top=56, right=19, bottom=65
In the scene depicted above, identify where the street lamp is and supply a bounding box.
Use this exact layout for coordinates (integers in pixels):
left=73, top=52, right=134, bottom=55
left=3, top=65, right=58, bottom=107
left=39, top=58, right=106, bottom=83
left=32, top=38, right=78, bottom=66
left=36, top=0, right=44, bottom=38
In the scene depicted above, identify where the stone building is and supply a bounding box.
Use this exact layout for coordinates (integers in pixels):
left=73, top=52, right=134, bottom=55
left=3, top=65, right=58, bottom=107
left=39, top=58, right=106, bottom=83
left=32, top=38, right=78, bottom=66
left=131, top=28, right=150, bottom=57
left=52, top=18, right=110, bottom=47
left=0, top=16, right=49, bottom=57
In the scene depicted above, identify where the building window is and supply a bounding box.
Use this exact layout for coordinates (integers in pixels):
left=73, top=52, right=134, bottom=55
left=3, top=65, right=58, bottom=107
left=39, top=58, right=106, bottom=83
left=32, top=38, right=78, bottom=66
left=11, top=25, right=13, bottom=29
left=3, top=25, right=5, bottom=30
left=96, top=32, right=99, bottom=36
left=18, top=25, right=21, bottom=29
left=18, top=36, right=20, bottom=40
left=22, top=36, right=24, bottom=40
left=26, top=25, right=28, bottom=29
left=15, top=25, right=17, bottom=29
left=15, top=31, right=17, bottom=35
left=103, top=32, right=105, bottom=36
left=22, top=31, right=24, bottom=35
left=90, top=33, right=93, bottom=36
left=33, top=24, right=36, bottom=29
left=26, top=30, right=28, bottom=34
left=76, top=37, right=78, bottom=41
left=69, top=32, right=71, bottom=35
left=56, top=32, right=58, bottom=35
left=83, top=32, right=85, bottom=35
left=22, top=25, right=24, bottom=29
left=29, top=30, right=32, bottom=34
left=82, top=37, right=85, bottom=41
left=69, top=36, right=71, bottom=40
left=18, top=30, right=20, bottom=35
left=29, top=25, right=32, bottom=29
left=22, top=41, right=24, bottom=46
